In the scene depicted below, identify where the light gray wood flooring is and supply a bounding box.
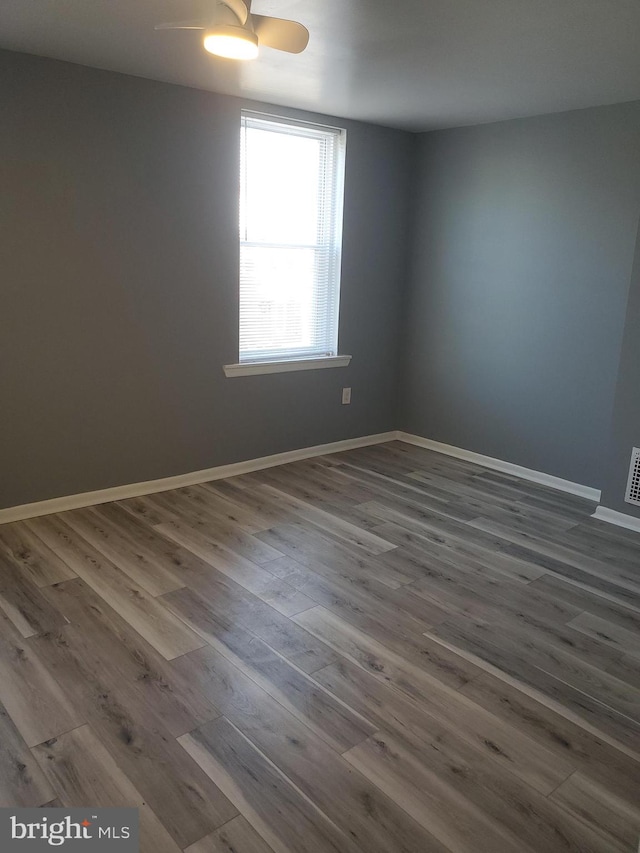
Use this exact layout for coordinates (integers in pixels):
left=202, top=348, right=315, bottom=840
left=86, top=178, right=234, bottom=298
left=0, top=441, right=639, bottom=852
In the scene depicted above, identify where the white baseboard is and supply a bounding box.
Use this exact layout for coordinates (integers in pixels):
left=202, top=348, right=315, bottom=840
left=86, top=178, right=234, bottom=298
left=0, top=431, right=398, bottom=526
left=592, top=505, right=640, bottom=533
left=0, top=429, right=605, bottom=526
left=396, top=432, right=601, bottom=502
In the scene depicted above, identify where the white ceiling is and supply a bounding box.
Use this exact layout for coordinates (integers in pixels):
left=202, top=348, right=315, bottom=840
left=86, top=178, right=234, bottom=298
left=2, top=0, right=640, bottom=131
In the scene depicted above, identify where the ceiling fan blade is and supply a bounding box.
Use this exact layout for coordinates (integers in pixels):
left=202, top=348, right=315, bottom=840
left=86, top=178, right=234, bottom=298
left=154, top=20, right=206, bottom=30
left=251, top=15, right=309, bottom=53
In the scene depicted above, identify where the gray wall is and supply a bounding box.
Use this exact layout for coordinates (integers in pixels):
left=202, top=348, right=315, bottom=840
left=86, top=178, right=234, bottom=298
left=0, top=49, right=414, bottom=509
left=600, top=221, right=640, bottom=517
left=401, top=103, right=640, bottom=489
left=4, top=47, right=640, bottom=513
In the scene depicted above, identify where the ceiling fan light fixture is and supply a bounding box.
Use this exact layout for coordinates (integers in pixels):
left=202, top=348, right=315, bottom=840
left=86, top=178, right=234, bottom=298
left=203, top=25, right=259, bottom=60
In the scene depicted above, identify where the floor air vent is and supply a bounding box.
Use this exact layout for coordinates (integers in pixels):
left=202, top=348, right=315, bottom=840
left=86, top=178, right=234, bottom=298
left=625, top=447, right=640, bottom=506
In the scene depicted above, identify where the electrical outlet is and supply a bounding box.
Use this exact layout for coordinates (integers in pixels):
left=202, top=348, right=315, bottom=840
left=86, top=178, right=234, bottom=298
left=342, top=387, right=352, bottom=405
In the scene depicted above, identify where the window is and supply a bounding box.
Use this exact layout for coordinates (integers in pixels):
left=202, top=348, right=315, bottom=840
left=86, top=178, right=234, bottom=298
left=224, top=112, right=350, bottom=376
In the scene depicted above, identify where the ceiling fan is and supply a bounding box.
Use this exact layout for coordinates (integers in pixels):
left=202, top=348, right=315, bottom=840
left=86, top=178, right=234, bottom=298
left=155, top=0, right=309, bottom=61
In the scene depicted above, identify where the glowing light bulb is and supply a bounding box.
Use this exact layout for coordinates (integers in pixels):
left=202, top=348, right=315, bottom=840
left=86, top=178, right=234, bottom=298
left=204, top=26, right=259, bottom=60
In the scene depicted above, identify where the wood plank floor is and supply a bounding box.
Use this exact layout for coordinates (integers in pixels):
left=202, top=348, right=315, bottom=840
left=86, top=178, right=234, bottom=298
left=0, top=440, right=639, bottom=852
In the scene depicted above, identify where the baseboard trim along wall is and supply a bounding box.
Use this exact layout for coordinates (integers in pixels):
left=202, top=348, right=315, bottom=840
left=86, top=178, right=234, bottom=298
left=0, top=429, right=605, bottom=526
left=0, top=431, right=397, bottom=525
left=591, top=505, right=640, bottom=533
left=397, top=432, right=602, bottom=502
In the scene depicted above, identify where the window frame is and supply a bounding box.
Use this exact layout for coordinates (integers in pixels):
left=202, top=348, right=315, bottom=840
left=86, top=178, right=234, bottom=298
left=224, top=110, right=351, bottom=377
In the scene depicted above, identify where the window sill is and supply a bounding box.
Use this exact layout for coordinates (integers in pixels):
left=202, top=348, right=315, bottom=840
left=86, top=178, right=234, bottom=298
left=223, top=355, right=352, bottom=377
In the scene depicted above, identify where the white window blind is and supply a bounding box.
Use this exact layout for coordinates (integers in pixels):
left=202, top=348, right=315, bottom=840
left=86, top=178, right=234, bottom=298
left=239, top=112, right=345, bottom=364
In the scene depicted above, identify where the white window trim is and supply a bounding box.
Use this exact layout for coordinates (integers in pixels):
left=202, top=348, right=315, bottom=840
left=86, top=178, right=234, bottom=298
left=231, top=110, right=348, bottom=373
left=224, top=354, right=351, bottom=378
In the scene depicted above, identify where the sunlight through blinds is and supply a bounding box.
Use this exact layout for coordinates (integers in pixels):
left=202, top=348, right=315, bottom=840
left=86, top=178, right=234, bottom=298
left=239, top=112, right=345, bottom=363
